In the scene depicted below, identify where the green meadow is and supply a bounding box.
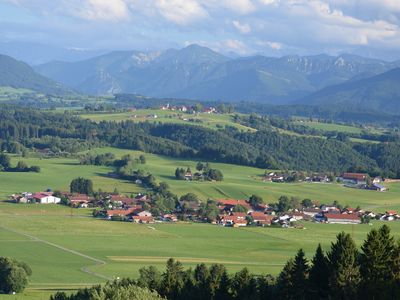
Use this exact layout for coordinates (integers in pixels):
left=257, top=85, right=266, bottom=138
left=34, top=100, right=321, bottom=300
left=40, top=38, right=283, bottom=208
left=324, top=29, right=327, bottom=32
left=1, top=147, right=400, bottom=299
left=1, top=147, right=400, bottom=212
left=0, top=202, right=400, bottom=300
left=80, top=109, right=254, bottom=131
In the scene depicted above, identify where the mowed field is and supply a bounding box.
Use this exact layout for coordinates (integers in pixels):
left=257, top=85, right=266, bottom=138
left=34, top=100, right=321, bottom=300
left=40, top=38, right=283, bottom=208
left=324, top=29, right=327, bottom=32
left=1, top=202, right=400, bottom=300
left=1, top=147, right=400, bottom=212
left=1, top=148, right=400, bottom=298
left=80, top=109, right=255, bottom=132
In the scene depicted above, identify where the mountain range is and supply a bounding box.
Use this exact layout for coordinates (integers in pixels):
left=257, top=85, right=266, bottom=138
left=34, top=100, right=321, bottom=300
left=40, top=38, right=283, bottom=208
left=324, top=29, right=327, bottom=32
left=1, top=44, right=400, bottom=114
left=34, top=44, right=400, bottom=105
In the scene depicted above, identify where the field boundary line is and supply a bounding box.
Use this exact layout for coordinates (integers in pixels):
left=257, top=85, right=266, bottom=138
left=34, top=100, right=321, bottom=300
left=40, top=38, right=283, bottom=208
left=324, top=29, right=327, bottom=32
left=0, top=224, right=111, bottom=281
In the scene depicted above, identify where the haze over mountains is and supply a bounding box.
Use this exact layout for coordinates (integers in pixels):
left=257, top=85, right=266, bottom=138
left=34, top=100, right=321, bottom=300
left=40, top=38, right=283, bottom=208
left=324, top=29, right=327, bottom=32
left=35, top=44, right=400, bottom=105
left=0, top=54, right=69, bottom=95
left=1, top=44, right=400, bottom=114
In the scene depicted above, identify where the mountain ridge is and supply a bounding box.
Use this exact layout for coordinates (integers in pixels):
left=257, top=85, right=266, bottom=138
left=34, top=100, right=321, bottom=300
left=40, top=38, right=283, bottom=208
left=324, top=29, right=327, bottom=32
left=35, top=44, right=400, bottom=103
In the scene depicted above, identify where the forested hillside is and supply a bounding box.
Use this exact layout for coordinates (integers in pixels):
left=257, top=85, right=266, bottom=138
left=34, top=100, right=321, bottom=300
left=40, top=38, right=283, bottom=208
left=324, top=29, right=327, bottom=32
left=1, top=106, right=400, bottom=177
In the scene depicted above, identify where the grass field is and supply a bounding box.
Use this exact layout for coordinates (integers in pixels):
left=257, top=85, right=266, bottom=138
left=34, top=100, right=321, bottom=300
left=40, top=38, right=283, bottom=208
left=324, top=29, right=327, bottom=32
left=80, top=110, right=255, bottom=132
left=293, top=121, right=364, bottom=134
left=2, top=147, right=400, bottom=213
left=1, top=147, right=400, bottom=299
left=0, top=202, right=400, bottom=300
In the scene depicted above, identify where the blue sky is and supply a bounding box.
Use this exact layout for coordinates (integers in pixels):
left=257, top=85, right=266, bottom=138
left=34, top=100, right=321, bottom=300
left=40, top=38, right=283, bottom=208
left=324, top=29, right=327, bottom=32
left=1, top=0, right=400, bottom=59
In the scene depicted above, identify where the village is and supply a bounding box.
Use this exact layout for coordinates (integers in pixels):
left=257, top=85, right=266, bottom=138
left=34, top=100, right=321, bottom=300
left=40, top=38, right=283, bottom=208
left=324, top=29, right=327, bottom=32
left=263, top=171, right=388, bottom=192
left=10, top=175, right=398, bottom=228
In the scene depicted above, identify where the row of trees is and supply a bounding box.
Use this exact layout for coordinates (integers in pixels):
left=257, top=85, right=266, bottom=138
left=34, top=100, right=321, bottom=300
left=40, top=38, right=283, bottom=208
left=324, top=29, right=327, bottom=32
left=0, top=153, right=40, bottom=173
left=48, top=225, right=400, bottom=300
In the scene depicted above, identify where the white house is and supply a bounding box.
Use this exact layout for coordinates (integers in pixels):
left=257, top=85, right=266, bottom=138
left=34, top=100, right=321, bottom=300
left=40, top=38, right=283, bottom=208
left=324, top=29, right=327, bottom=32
left=33, top=192, right=61, bottom=204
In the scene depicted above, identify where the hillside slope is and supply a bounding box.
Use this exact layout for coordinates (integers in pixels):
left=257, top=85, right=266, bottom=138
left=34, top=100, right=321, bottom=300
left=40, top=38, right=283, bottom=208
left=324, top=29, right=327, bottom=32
left=0, top=54, right=69, bottom=95
left=299, top=68, right=400, bottom=115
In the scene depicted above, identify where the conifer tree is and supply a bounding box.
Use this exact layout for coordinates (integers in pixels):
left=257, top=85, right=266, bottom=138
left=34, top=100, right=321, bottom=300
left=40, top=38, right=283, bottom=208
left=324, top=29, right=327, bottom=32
left=327, top=232, right=360, bottom=299
left=308, top=244, right=329, bottom=299
left=276, top=258, right=295, bottom=300
left=160, top=258, right=185, bottom=300
left=291, top=249, right=309, bottom=300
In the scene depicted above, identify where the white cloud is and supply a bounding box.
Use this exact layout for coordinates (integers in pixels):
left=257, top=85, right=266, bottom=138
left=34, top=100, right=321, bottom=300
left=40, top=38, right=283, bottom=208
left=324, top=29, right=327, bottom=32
left=155, top=0, right=208, bottom=24
left=232, top=20, right=251, bottom=33
left=73, top=0, right=130, bottom=21
left=223, top=0, right=256, bottom=14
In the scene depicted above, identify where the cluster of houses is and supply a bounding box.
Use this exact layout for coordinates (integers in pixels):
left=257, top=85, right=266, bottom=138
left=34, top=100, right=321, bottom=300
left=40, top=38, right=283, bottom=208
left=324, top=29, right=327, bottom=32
left=159, top=103, right=217, bottom=114
left=11, top=192, right=61, bottom=204
left=262, top=172, right=331, bottom=183
left=339, top=173, right=388, bottom=192
left=10, top=189, right=398, bottom=227
left=262, top=172, right=388, bottom=192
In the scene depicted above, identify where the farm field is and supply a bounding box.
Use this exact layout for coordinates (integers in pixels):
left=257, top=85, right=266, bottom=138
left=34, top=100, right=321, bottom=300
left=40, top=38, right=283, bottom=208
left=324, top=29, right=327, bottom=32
left=2, top=147, right=400, bottom=212
left=80, top=109, right=255, bottom=132
left=293, top=120, right=364, bottom=134
left=0, top=202, right=400, bottom=300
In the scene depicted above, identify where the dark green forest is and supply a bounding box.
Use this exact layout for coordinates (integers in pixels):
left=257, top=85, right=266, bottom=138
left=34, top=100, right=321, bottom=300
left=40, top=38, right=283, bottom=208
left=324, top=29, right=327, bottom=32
left=1, top=105, right=400, bottom=177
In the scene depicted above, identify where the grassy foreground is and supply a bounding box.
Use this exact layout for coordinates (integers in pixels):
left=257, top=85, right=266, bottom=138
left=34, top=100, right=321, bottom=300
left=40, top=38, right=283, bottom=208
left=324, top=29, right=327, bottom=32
left=0, top=202, right=400, bottom=300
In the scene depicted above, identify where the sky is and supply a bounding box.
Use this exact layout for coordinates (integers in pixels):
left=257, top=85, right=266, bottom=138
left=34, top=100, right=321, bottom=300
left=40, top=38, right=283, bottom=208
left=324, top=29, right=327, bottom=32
left=1, top=0, right=400, bottom=60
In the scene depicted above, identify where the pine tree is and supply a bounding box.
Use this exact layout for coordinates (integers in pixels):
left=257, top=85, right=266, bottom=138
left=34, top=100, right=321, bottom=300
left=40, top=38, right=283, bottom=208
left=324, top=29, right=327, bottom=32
left=276, top=258, right=295, bottom=300
left=208, top=264, right=228, bottom=300
left=160, top=258, right=185, bottom=300
left=215, top=269, right=231, bottom=300
left=308, top=244, right=329, bottom=299
left=327, top=232, right=360, bottom=299
left=193, top=263, right=210, bottom=300
left=289, top=249, right=309, bottom=300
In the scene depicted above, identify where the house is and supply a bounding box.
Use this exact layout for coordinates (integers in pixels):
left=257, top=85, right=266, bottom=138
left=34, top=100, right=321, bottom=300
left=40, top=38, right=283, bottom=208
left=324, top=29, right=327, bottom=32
left=371, top=183, right=387, bottom=192
left=324, top=213, right=361, bottom=224
left=217, top=199, right=252, bottom=212
left=249, top=212, right=274, bottom=226
left=290, top=212, right=305, bottom=221
left=380, top=211, right=398, bottom=221
left=135, top=210, right=152, bottom=217
left=105, top=208, right=136, bottom=219
left=302, top=208, right=322, bottom=218
left=132, top=216, right=155, bottom=224
left=342, top=207, right=356, bottom=214
left=373, top=177, right=383, bottom=184
left=69, top=194, right=90, bottom=207
left=135, top=194, right=150, bottom=204
left=184, top=172, right=193, bottom=181
left=163, top=214, right=178, bottom=222
left=32, top=192, right=61, bottom=204
left=218, top=213, right=247, bottom=227
left=110, top=195, right=136, bottom=206
left=341, top=173, right=368, bottom=185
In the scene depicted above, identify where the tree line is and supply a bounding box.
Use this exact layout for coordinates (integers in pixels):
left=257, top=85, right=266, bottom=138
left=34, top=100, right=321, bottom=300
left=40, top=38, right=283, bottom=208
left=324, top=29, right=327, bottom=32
left=2, top=105, right=400, bottom=177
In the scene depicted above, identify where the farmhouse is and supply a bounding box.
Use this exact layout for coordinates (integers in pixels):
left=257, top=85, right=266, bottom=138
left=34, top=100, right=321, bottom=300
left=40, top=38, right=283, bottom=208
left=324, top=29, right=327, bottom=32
left=110, top=195, right=136, bottom=206
left=217, top=199, right=252, bottom=212
left=218, top=212, right=247, bottom=227
left=371, top=183, right=387, bottom=192
left=341, top=173, right=368, bottom=185
left=324, top=213, right=361, bottom=224
left=249, top=211, right=274, bottom=226
left=69, top=194, right=90, bottom=207
left=132, top=216, right=155, bottom=224
left=105, top=208, right=136, bottom=219
left=32, top=192, right=61, bottom=204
